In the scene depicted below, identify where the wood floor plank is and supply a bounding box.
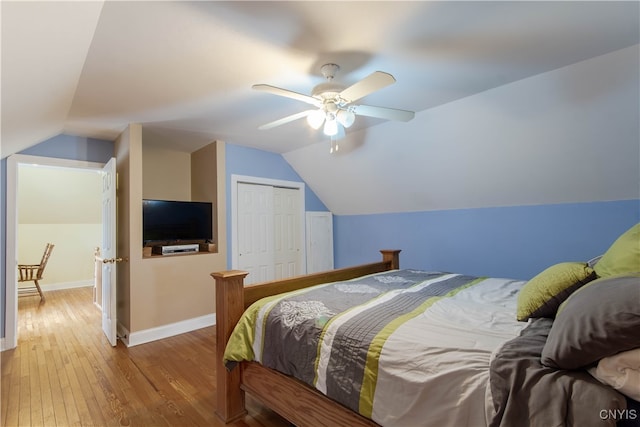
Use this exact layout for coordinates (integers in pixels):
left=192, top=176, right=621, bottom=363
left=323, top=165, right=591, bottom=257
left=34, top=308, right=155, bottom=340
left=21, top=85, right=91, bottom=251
left=2, top=287, right=290, bottom=427
left=17, top=365, right=30, bottom=425
left=2, top=348, right=21, bottom=427
left=35, top=342, right=54, bottom=427
left=44, top=348, right=70, bottom=427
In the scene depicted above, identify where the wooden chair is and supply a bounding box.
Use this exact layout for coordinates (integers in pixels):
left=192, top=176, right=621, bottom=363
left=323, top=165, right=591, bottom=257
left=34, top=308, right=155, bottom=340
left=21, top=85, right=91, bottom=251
left=18, top=243, right=54, bottom=302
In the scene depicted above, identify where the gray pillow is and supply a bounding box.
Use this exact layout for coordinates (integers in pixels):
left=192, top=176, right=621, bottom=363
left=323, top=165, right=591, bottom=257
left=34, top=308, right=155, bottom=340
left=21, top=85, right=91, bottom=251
left=541, top=274, right=640, bottom=370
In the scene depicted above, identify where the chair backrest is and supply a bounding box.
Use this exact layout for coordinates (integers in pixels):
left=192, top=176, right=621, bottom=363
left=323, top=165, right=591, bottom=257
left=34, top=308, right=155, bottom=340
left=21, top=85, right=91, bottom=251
left=36, top=243, right=55, bottom=280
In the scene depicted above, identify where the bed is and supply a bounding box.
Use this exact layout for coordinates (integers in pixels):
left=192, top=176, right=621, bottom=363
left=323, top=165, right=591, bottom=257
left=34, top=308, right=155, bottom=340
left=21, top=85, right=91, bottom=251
left=211, top=224, right=640, bottom=427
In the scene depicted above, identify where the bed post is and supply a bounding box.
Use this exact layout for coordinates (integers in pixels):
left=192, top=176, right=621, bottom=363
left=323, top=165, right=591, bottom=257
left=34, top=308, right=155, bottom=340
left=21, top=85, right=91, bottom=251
left=211, top=270, right=249, bottom=423
left=380, top=249, right=401, bottom=270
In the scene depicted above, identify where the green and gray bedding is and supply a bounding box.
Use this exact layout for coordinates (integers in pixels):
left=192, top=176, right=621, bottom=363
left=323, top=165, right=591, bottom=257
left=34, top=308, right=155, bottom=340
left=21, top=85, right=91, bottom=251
left=223, top=269, right=630, bottom=426
left=488, top=318, right=627, bottom=427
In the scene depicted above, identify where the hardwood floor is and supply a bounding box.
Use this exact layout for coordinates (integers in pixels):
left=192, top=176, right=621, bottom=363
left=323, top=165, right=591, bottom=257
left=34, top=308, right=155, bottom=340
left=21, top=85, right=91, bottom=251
left=1, top=287, right=290, bottom=427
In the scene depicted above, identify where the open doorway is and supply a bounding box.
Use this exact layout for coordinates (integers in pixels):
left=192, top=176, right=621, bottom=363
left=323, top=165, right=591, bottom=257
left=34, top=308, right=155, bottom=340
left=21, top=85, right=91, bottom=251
left=5, top=155, right=104, bottom=350
left=18, top=164, right=102, bottom=293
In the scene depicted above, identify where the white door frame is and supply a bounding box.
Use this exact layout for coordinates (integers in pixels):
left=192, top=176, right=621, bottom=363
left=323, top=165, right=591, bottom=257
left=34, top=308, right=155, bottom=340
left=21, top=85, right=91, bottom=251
left=230, top=174, right=307, bottom=274
left=3, top=154, right=104, bottom=351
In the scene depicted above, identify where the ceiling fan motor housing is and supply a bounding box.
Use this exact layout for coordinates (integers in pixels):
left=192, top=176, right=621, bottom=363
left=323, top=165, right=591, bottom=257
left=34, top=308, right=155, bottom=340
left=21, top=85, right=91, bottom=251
left=312, top=83, right=345, bottom=100
left=320, top=63, right=340, bottom=80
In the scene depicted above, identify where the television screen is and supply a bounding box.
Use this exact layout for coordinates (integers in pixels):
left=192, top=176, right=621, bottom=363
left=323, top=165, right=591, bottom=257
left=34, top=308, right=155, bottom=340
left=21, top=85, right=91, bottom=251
left=143, top=199, right=212, bottom=244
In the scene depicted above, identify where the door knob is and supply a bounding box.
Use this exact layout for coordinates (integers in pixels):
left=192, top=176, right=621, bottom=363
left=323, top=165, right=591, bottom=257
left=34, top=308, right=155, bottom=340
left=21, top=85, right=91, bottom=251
left=102, top=257, right=127, bottom=264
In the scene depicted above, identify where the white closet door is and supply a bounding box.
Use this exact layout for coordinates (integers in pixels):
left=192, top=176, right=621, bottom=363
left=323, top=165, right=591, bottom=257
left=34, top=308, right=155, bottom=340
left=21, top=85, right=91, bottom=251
left=306, top=211, right=334, bottom=273
left=274, top=187, right=302, bottom=279
left=237, top=183, right=274, bottom=285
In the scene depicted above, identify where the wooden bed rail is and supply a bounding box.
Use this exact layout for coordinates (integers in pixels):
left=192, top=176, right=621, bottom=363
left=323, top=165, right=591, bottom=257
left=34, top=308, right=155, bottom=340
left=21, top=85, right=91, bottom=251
left=244, top=249, right=400, bottom=307
left=210, top=249, right=400, bottom=424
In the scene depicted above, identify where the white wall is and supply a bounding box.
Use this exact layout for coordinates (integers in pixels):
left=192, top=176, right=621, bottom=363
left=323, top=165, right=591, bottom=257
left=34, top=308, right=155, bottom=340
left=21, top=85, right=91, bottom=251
left=284, top=45, right=640, bottom=215
left=18, top=224, right=100, bottom=286
left=18, top=165, right=101, bottom=288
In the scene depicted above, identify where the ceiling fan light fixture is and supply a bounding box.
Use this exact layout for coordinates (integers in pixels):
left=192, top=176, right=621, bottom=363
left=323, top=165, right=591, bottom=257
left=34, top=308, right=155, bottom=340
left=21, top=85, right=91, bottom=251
left=307, top=109, right=325, bottom=129
left=337, top=109, right=355, bottom=128
left=323, top=118, right=338, bottom=136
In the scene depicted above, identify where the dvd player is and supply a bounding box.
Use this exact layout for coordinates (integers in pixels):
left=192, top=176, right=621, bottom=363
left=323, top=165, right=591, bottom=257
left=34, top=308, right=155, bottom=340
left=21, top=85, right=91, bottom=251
left=152, top=244, right=200, bottom=256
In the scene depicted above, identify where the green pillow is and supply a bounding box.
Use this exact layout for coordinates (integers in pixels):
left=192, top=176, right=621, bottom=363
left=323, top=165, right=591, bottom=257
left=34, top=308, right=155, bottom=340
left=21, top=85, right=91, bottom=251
left=594, top=223, right=640, bottom=278
left=516, top=262, right=596, bottom=321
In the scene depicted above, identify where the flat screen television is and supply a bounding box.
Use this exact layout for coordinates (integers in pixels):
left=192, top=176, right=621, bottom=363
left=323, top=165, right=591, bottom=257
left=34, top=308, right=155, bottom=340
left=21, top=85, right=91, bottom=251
left=143, top=199, right=213, bottom=245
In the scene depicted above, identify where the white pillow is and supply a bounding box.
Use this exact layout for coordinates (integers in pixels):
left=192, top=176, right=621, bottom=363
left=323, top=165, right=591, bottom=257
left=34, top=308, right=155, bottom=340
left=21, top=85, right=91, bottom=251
left=588, top=348, right=640, bottom=401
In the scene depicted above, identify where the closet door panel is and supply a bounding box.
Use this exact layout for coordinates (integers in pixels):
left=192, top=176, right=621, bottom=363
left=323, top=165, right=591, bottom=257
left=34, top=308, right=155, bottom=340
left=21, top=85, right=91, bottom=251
left=273, top=187, right=301, bottom=280
left=237, top=183, right=274, bottom=284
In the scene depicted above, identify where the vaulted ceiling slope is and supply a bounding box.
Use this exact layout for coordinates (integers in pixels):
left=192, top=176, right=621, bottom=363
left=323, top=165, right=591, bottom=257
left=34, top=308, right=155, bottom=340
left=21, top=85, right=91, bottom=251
left=2, top=1, right=638, bottom=156
left=2, top=2, right=639, bottom=213
left=285, top=45, right=640, bottom=214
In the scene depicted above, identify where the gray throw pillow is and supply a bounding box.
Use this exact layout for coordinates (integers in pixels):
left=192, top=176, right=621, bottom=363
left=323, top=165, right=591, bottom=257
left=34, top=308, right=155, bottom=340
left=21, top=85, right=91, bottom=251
left=541, top=274, right=640, bottom=370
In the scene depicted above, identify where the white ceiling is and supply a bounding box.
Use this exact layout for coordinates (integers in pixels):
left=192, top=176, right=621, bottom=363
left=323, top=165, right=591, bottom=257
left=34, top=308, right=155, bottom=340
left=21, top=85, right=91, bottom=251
left=2, top=1, right=639, bottom=158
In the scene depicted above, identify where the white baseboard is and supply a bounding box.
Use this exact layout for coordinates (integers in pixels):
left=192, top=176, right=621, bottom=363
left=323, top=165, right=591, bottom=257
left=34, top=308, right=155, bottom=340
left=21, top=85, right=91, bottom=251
left=0, top=337, right=6, bottom=352
left=117, top=323, right=131, bottom=346
left=118, top=313, right=216, bottom=347
left=43, top=280, right=94, bottom=291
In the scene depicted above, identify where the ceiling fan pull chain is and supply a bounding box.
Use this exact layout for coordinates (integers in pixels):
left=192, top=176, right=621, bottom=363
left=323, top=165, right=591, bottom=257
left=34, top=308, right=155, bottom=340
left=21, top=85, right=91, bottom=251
left=329, top=138, right=339, bottom=154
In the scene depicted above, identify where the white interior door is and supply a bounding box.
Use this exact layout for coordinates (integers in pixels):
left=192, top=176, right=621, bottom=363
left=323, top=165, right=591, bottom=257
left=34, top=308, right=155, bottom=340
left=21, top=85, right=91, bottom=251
left=237, top=183, right=275, bottom=285
left=101, top=158, right=117, bottom=346
left=274, top=187, right=302, bottom=279
left=306, top=211, right=334, bottom=273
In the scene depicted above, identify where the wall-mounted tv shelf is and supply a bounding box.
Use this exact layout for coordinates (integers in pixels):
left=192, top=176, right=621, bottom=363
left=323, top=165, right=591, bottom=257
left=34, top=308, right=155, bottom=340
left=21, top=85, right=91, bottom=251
left=143, top=243, right=217, bottom=258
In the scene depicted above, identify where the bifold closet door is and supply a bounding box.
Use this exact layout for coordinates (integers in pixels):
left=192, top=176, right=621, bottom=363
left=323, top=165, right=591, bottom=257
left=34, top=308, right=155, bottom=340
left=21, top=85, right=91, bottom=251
left=273, top=187, right=302, bottom=279
left=237, top=183, right=275, bottom=284
left=236, top=183, right=304, bottom=285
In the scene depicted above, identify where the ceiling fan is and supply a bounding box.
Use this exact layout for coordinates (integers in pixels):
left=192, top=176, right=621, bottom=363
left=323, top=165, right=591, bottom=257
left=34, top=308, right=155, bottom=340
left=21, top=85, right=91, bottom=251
left=253, top=63, right=415, bottom=143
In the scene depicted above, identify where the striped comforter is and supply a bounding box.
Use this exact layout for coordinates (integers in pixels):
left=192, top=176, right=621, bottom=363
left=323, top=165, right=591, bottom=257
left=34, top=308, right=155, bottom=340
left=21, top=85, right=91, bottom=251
left=223, top=270, right=527, bottom=426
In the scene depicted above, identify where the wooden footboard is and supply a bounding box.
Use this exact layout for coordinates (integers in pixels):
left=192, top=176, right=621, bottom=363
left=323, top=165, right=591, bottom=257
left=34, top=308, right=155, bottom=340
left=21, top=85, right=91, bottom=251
left=211, top=249, right=400, bottom=424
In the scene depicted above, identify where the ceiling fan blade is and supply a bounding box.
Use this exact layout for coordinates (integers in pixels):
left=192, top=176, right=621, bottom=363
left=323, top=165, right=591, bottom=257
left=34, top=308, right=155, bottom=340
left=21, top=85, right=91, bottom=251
left=253, top=84, right=321, bottom=107
left=353, top=104, right=415, bottom=122
left=339, top=71, right=396, bottom=104
left=258, top=110, right=312, bottom=130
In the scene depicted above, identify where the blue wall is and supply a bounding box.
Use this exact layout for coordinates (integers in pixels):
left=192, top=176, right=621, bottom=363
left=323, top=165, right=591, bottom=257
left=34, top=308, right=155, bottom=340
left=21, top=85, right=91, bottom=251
left=224, top=143, right=329, bottom=267
left=1, top=134, right=114, bottom=340
left=225, top=143, right=328, bottom=212
left=334, top=200, right=639, bottom=280
left=18, top=134, right=115, bottom=163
